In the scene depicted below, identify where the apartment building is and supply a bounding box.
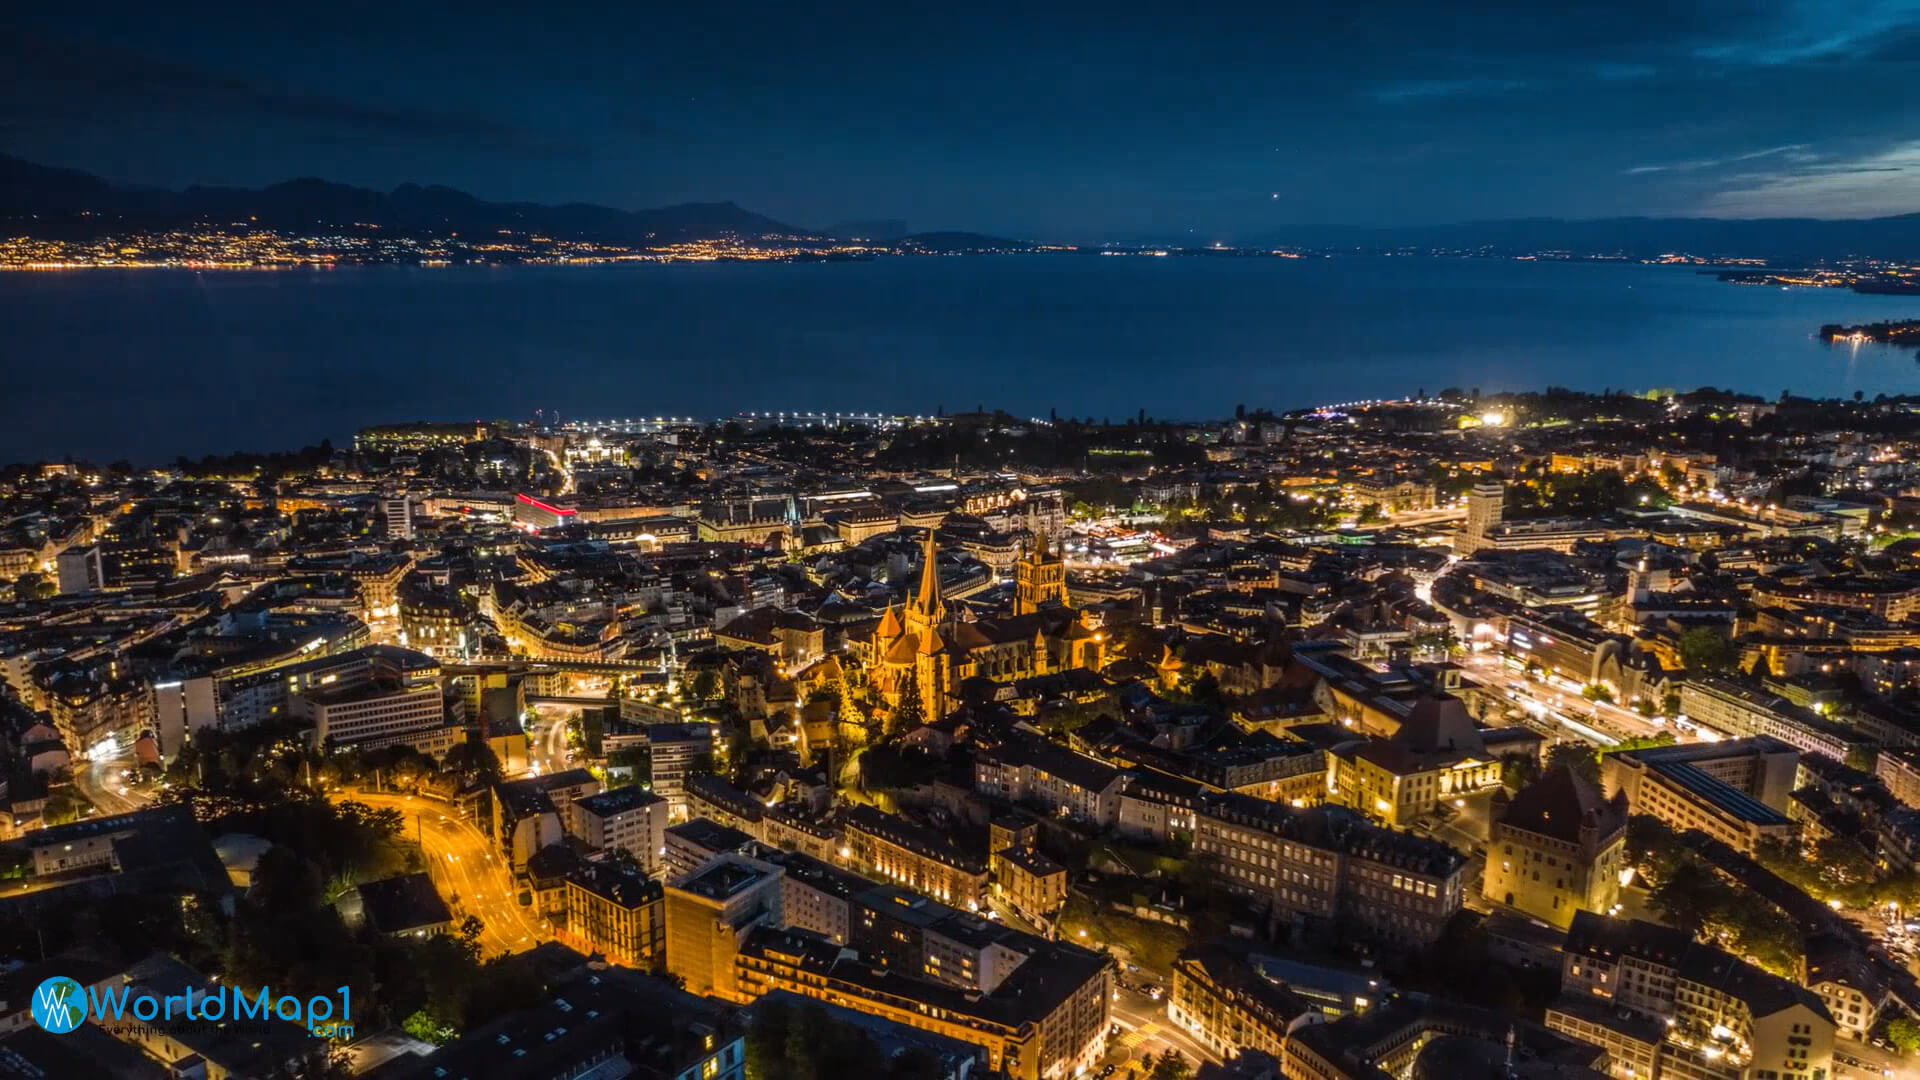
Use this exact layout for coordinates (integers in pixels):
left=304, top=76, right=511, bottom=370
left=569, top=786, right=668, bottom=875
left=563, top=858, right=666, bottom=968
left=1192, top=795, right=1465, bottom=946
left=1548, top=912, right=1835, bottom=1080
left=974, top=739, right=1128, bottom=827
left=840, top=805, right=990, bottom=911
left=1169, top=943, right=1312, bottom=1061
left=732, top=925, right=1110, bottom=1080
left=990, top=845, right=1068, bottom=928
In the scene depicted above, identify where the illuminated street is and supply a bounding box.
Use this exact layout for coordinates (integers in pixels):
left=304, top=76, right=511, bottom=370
left=340, top=789, right=551, bottom=958
left=1461, top=652, right=1685, bottom=746
left=73, top=752, right=152, bottom=816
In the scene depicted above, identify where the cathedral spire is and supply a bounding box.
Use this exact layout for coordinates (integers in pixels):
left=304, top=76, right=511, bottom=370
left=877, top=602, right=902, bottom=640
left=913, top=528, right=945, bottom=620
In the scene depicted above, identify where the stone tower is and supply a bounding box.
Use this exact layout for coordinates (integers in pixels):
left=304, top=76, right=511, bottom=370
left=1014, top=532, right=1068, bottom=615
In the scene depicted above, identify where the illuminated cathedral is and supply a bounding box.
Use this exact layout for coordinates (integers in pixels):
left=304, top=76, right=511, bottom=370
left=865, top=530, right=1103, bottom=721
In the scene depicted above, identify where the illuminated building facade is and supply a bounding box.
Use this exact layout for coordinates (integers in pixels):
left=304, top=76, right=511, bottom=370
left=1482, top=767, right=1628, bottom=929
left=840, top=805, right=989, bottom=910
left=865, top=530, right=1103, bottom=722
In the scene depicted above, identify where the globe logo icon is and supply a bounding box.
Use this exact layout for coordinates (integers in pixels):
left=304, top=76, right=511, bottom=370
left=30, top=976, right=86, bottom=1034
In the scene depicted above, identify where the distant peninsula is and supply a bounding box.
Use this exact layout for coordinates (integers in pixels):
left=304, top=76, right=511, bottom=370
left=1820, top=320, right=1920, bottom=347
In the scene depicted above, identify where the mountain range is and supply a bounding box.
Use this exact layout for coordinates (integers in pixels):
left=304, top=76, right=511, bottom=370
left=0, top=153, right=799, bottom=244
left=4, top=153, right=1919, bottom=260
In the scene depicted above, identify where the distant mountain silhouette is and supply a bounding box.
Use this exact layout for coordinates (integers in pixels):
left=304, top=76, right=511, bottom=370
left=1246, top=216, right=1920, bottom=262
left=897, top=231, right=1034, bottom=252
left=0, top=154, right=802, bottom=243
left=8, top=153, right=1914, bottom=258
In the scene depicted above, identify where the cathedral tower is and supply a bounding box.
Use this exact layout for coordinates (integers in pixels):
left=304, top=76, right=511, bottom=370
left=1014, top=532, right=1068, bottom=615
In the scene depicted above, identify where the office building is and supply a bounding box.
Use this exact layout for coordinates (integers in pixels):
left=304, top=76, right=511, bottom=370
left=1601, top=738, right=1799, bottom=854
left=381, top=494, right=414, bottom=540
left=1678, top=675, right=1870, bottom=764
left=291, top=679, right=457, bottom=756
left=664, top=817, right=760, bottom=880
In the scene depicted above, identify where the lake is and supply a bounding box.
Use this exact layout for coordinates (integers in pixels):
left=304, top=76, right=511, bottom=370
left=5, top=255, right=1919, bottom=463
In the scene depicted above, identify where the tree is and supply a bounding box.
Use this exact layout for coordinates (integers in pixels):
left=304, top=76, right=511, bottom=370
left=1356, top=503, right=1384, bottom=525
left=11, top=573, right=53, bottom=602
left=1544, top=742, right=1600, bottom=785
left=1888, top=1017, right=1920, bottom=1054
left=691, top=668, right=721, bottom=702
left=1501, top=754, right=1541, bottom=792
left=1411, top=628, right=1459, bottom=659
left=886, top=673, right=925, bottom=738
left=1147, top=1050, right=1191, bottom=1080
left=1650, top=861, right=1736, bottom=936
left=1625, top=815, right=1689, bottom=887
left=441, top=740, right=502, bottom=786
left=1676, top=627, right=1738, bottom=673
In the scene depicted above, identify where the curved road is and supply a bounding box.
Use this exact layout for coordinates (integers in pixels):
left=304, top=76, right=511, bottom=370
left=74, top=753, right=150, bottom=816
left=341, top=790, right=551, bottom=958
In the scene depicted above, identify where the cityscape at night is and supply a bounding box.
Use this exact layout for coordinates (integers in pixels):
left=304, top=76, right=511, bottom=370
left=9, top=4, right=1920, bottom=1080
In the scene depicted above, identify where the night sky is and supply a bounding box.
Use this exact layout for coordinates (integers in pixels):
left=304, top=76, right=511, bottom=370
left=5, top=2, right=1919, bottom=242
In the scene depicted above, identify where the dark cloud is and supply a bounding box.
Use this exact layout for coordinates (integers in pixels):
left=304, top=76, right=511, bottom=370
left=3, top=3, right=1918, bottom=234
left=0, top=29, right=577, bottom=154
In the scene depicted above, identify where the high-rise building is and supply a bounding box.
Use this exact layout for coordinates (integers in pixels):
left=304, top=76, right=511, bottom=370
left=381, top=495, right=414, bottom=540
left=647, top=723, right=714, bottom=821
left=1455, top=481, right=1506, bottom=555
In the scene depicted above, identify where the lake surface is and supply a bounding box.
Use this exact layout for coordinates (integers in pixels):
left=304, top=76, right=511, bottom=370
left=5, top=255, right=1920, bottom=463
